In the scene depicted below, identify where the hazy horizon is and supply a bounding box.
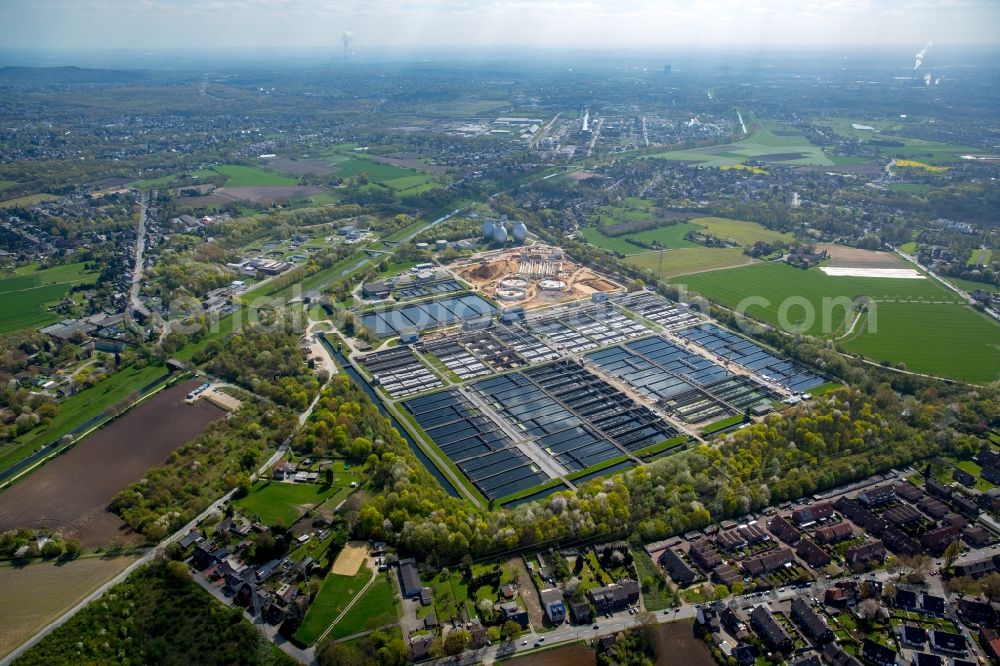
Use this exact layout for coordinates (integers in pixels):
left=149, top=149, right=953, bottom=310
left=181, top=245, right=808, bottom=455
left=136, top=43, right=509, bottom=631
left=1, top=0, right=999, bottom=55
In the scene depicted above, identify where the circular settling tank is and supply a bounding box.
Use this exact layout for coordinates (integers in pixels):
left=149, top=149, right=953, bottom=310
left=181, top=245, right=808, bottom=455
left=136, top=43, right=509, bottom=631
left=496, top=288, right=527, bottom=301
left=538, top=279, right=567, bottom=291
left=499, top=277, right=529, bottom=290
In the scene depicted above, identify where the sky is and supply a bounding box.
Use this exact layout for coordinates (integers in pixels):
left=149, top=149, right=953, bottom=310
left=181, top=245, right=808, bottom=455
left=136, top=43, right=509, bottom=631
left=0, top=0, right=998, bottom=52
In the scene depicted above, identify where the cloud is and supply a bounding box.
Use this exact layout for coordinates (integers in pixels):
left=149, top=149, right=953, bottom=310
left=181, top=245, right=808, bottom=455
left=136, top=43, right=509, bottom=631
left=0, top=0, right=998, bottom=50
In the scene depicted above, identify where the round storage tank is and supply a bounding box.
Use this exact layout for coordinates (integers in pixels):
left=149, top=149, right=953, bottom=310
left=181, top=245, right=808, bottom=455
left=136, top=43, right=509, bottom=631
left=415, top=242, right=429, bottom=250
left=482, top=219, right=495, bottom=240
left=492, top=224, right=508, bottom=244
left=435, top=239, right=448, bottom=251
left=512, top=221, right=528, bottom=243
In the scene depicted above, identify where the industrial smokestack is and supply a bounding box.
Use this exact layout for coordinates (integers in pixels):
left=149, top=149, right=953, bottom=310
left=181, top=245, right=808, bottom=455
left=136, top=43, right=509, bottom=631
left=342, top=31, right=354, bottom=61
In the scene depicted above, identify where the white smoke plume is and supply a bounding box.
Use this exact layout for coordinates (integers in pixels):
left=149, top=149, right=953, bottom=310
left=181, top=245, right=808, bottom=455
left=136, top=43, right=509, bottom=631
left=924, top=73, right=932, bottom=86
left=914, top=41, right=932, bottom=70
left=342, top=31, right=354, bottom=60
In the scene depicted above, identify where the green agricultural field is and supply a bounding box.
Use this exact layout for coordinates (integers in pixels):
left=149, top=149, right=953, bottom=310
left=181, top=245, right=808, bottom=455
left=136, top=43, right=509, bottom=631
left=213, top=164, right=298, bottom=187
left=325, top=573, right=399, bottom=640
left=627, top=247, right=754, bottom=278
left=842, top=302, right=1000, bottom=384
left=130, top=174, right=181, bottom=189
left=887, top=183, right=936, bottom=195
left=0, top=179, right=15, bottom=191
left=888, top=141, right=977, bottom=165
left=330, top=157, right=417, bottom=182
left=898, top=242, right=918, bottom=254
left=234, top=482, right=338, bottom=526
left=294, top=566, right=372, bottom=646
left=0, top=262, right=100, bottom=333
left=397, top=182, right=440, bottom=196
left=582, top=223, right=700, bottom=255
left=675, top=262, right=999, bottom=383
left=650, top=121, right=833, bottom=167
left=0, top=193, right=60, bottom=209
left=585, top=216, right=792, bottom=256
left=693, top=217, right=795, bottom=246
left=383, top=174, right=434, bottom=191
left=675, top=262, right=958, bottom=336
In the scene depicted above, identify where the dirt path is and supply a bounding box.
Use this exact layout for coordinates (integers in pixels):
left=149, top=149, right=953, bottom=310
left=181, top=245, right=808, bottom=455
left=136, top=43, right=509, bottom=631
left=508, top=557, right=544, bottom=628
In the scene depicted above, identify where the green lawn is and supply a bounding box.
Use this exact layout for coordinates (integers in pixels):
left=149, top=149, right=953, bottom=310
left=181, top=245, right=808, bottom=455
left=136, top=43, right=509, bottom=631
left=943, top=275, right=997, bottom=294
left=842, top=302, right=1000, bottom=384
left=213, top=164, right=298, bottom=187
left=627, top=247, right=754, bottom=278
left=633, top=549, right=676, bottom=611
left=326, top=573, right=399, bottom=640
left=426, top=568, right=473, bottom=622
left=0, top=179, right=16, bottom=191
left=951, top=460, right=995, bottom=492
left=968, top=249, right=993, bottom=267
left=1, top=364, right=167, bottom=471
left=0, top=262, right=100, bottom=333
left=294, top=566, right=372, bottom=646
left=234, top=482, right=338, bottom=526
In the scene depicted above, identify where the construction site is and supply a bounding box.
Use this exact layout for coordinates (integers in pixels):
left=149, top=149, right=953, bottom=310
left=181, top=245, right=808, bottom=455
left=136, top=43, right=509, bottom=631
left=454, top=245, right=624, bottom=309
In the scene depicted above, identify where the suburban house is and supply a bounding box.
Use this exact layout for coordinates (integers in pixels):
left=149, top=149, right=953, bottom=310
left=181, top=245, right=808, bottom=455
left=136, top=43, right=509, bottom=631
left=768, top=514, right=801, bottom=545
left=750, top=605, right=793, bottom=654
left=791, top=501, right=834, bottom=527
left=660, top=548, right=697, bottom=586
left=741, top=547, right=794, bottom=576
left=858, top=484, right=896, bottom=508
left=587, top=579, right=640, bottom=615
left=540, top=588, right=566, bottom=624
left=844, top=540, right=886, bottom=568
left=791, top=597, right=833, bottom=644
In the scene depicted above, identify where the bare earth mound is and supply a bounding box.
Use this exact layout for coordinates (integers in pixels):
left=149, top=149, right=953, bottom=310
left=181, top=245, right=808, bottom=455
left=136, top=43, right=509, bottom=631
left=0, top=380, right=223, bottom=547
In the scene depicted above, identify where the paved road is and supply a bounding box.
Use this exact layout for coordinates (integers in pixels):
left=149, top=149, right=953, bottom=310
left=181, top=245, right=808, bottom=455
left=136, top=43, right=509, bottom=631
left=128, top=190, right=149, bottom=314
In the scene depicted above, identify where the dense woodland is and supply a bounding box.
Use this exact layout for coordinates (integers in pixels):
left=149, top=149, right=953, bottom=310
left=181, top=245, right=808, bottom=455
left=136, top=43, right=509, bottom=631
left=196, top=318, right=320, bottom=411
left=12, top=560, right=295, bottom=666
left=292, top=374, right=996, bottom=564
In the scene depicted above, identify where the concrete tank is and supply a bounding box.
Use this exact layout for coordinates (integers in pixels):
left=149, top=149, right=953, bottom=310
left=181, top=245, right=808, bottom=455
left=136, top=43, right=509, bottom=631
left=482, top=219, right=495, bottom=240
left=512, top=221, right=528, bottom=243
left=492, top=224, right=508, bottom=244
